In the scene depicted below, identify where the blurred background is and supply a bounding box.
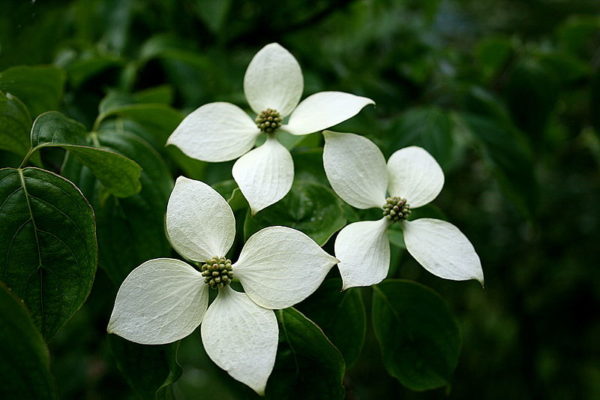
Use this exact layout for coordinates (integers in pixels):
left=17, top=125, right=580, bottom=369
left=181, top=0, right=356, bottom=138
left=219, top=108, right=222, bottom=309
left=2, top=0, right=599, bottom=398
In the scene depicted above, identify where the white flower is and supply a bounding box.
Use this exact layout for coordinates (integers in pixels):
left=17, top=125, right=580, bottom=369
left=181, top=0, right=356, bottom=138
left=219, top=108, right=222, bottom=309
left=322, top=131, right=484, bottom=289
left=107, top=176, right=338, bottom=394
left=167, top=43, right=374, bottom=214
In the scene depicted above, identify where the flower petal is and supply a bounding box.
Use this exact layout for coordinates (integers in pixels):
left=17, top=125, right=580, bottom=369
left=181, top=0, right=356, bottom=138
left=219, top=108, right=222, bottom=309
left=167, top=102, right=260, bottom=162
left=387, top=146, right=444, bottom=208
left=283, top=92, right=374, bottom=135
left=323, top=131, right=388, bottom=209
left=107, top=258, right=208, bottom=344
left=334, top=218, right=390, bottom=289
left=243, top=43, right=303, bottom=117
left=403, top=219, right=484, bottom=284
left=201, top=287, right=278, bottom=395
left=232, top=137, right=293, bottom=214
left=234, top=226, right=338, bottom=309
left=166, top=176, right=235, bottom=262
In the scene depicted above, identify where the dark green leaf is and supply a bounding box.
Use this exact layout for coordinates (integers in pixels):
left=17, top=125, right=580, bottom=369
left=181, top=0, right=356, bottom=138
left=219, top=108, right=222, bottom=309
left=391, top=107, right=454, bottom=167
left=96, top=103, right=183, bottom=146
left=0, top=167, right=97, bottom=338
left=62, top=129, right=173, bottom=284
left=461, top=113, right=538, bottom=215
left=0, top=91, right=32, bottom=158
left=244, top=181, right=346, bottom=246
left=297, top=279, right=366, bottom=366
left=65, top=55, right=124, bottom=88
left=31, top=112, right=143, bottom=197
left=0, top=66, right=65, bottom=116
left=372, top=280, right=461, bottom=391
left=0, top=283, right=56, bottom=400
left=591, top=71, right=600, bottom=137
left=31, top=111, right=87, bottom=147
left=109, top=336, right=182, bottom=400
left=504, top=59, right=559, bottom=140
left=266, top=308, right=345, bottom=400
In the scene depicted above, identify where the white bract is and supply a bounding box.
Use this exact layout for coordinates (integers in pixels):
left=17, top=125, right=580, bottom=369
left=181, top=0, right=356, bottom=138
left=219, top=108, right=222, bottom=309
left=108, top=177, right=337, bottom=394
left=167, top=43, right=374, bottom=214
left=322, top=131, right=484, bottom=289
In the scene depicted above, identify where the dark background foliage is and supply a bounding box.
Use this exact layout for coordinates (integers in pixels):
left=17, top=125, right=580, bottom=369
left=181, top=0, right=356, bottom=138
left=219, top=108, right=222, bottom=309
left=1, top=0, right=599, bottom=399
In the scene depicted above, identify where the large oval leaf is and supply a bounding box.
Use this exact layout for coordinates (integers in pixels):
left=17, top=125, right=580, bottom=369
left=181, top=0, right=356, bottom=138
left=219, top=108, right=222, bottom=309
left=297, top=278, right=366, bottom=366
left=0, top=91, right=31, bottom=158
left=0, top=167, right=97, bottom=338
left=0, top=283, right=56, bottom=399
left=31, top=112, right=142, bottom=198
left=244, top=180, right=346, bottom=246
left=109, top=336, right=182, bottom=400
left=0, top=65, right=65, bottom=116
left=62, top=128, right=173, bottom=284
left=372, top=280, right=461, bottom=391
left=266, top=308, right=345, bottom=400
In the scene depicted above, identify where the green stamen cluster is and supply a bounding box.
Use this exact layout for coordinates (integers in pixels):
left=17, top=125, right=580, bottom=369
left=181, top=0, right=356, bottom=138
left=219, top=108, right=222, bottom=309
left=382, top=196, right=411, bottom=222
left=255, top=108, right=282, bottom=133
left=201, top=257, right=233, bottom=289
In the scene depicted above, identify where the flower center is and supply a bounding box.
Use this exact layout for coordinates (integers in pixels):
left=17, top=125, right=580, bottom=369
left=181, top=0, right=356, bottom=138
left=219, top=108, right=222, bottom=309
left=382, top=196, right=411, bottom=222
left=255, top=108, right=282, bottom=133
left=201, top=256, right=234, bottom=289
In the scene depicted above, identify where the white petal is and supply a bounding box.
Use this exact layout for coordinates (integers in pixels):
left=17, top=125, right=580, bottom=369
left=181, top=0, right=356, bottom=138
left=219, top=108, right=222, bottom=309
left=167, top=102, right=260, bottom=162
left=108, top=258, right=208, bottom=345
left=243, top=43, right=303, bottom=117
left=234, top=226, right=338, bottom=309
left=334, top=218, right=391, bottom=289
left=387, top=146, right=444, bottom=208
left=403, top=219, right=484, bottom=283
left=201, top=287, right=278, bottom=395
left=232, top=137, right=293, bottom=214
left=283, top=92, right=374, bottom=135
left=166, top=177, right=235, bottom=262
left=323, top=131, right=388, bottom=209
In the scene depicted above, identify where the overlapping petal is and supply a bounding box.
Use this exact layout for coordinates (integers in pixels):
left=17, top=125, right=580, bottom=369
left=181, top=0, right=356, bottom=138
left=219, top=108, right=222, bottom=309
left=232, top=137, right=294, bottom=214
left=323, top=131, right=388, bottom=209
left=166, top=177, right=236, bottom=262
left=244, top=43, right=303, bottom=117
left=167, top=102, right=260, bottom=162
left=403, top=218, right=484, bottom=284
left=201, top=287, right=278, bottom=395
left=334, top=218, right=391, bottom=289
left=107, top=258, right=208, bottom=345
left=387, top=146, right=445, bottom=208
left=234, top=227, right=338, bottom=309
left=283, top=92, right=375, bottom=135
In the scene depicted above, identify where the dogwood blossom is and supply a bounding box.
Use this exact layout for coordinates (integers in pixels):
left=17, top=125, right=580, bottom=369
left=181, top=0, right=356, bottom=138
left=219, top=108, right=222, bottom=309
left=322, top=131, right=484, bottom=289
left=167, top=43, right=374, bottom=214
left=107, top=177, right=337, bottom=394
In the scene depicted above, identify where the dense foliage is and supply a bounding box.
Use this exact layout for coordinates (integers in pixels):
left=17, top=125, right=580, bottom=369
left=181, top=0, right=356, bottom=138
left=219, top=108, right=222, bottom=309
left=1, top=0, right=599, bottom=399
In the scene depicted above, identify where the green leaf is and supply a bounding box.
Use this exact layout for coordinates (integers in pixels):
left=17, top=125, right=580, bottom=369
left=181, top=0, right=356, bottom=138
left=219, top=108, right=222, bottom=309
left=244, top=181, right=346, bottom=246
left=109, top=336, right=182, bottom=400
left=0, top=283, right=57, bottom=400
left=0, top=66, right=65, bottom=116
left=372, top=280, right=461, bottom=391
left=0, top=167, right=97, bottom=338
left=266, top=308, right=345, bottom=400
left=391, top=107, right=454, bottom=167
left=460, top=113, right=537, bottom=215
left=591, top=71, right=600, bottom=138
left=503, top=59, right=559, bottom=140
left=297, top=279, right=366, bottom=366
left=31, top=111, right=87, bottom=147
left=0, top=91, right=32, bottom=158
left=31, top=112, right=143, bottom=197
left=62, top=128, right=173, bottom=284
left=96, top=103, right=183, bottom=146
